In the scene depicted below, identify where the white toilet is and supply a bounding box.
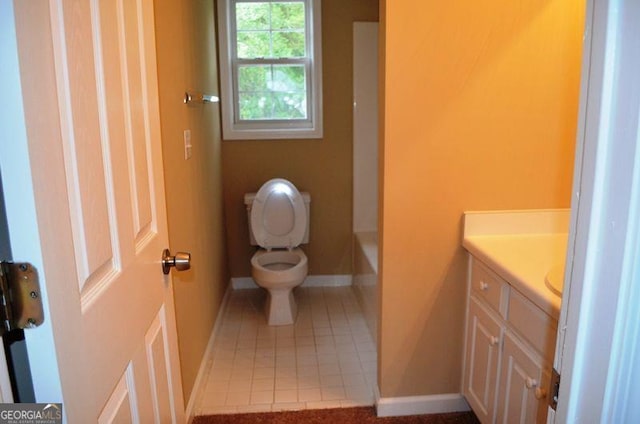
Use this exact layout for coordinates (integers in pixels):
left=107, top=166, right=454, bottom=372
left=244, top=178, right=310, bottom=326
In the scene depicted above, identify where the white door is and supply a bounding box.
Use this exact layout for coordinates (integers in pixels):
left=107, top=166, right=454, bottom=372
left=0, top=0, right=185, bottom=422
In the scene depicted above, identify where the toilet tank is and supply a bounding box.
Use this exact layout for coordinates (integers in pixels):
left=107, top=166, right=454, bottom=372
left=244, top=192, right=311, bottom=246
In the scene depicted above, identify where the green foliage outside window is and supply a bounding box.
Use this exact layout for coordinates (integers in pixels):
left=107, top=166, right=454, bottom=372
left=235, top=2, right=308, bottom=120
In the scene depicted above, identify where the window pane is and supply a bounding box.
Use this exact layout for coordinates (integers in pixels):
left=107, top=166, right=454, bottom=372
left=236, top=2, right=270, bottom=30
left=271, top=2, right=305, bottom=30
left=272, top=31, right=305, bottom=57
left=237, top=64, right=307, bottom=120
left=272, top=65, right=305, bottom=91
left=271, top=92, right=306, bottom=119
left=238, top=66, right=270, bottom=91
left=238, top=92, right=272, bottom=120
left=237, top=31, right=270, bottom=58
left=235, top=1, right=306, bottom=59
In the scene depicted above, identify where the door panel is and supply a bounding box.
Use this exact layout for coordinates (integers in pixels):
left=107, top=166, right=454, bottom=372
left=145, top=308, right=175, bottom=423
left=99, top=366, right=139, bottom=424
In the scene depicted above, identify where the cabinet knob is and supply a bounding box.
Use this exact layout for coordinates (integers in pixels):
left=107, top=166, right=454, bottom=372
left=534, top=387, right=547, bottom=400
left=525, top=377, right=538, bottom=389
left=490, top=336, right=500, bottom=346
left=480, top=281, right=489, bottom=291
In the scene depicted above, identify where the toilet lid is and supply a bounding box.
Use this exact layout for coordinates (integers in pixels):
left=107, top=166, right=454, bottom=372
left=250, top=178, right=307, bottom=249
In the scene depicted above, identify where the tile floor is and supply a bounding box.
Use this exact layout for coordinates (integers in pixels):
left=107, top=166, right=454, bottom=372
left=194, top=286, right=377, bottom=415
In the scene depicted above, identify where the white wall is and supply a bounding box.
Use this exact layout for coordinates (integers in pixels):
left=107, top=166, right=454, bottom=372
left=353, top=22, right=379, bottom=233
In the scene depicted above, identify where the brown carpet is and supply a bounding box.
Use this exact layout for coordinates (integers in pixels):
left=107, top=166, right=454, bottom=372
left=193, top=407, right=480, bottom=424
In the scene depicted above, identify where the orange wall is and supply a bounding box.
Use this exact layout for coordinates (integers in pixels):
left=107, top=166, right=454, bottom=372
left=379, top=0, right=584, bottom=396
left=155, top=0, right=228, bottom=403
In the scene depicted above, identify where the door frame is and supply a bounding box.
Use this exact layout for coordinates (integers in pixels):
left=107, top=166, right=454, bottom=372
left=0, top=0, right=64, bottom=405
left=0, top=174, right=16, bottom=403
left=554, top=0, right=640, bottom=421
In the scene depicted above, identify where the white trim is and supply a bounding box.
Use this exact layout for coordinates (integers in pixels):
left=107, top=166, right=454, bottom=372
left=459, top=255, right=473, bottom=406
left=602, top=144, right=640, bottom=422
left=303, top=274, right=352, bottom=287
left=231, top=277, right=257, bottom=290
left=231, top=274, right=352, bottom=290
left=376, top=393, right=470, bottom=417
left=185, top=284, right=233, bottom=423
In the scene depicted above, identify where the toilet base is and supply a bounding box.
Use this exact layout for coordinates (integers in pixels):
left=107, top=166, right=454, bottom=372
left=265, top=288, right=297, bottom=326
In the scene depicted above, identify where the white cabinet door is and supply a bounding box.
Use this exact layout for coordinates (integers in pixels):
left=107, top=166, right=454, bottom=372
left=464, top=297, right=503, bottom=424
left=496, top=332, right=548, bottom=424
left=5, top=1, right=186, bottom=421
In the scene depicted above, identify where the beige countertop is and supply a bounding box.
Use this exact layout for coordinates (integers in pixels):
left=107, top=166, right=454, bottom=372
left=462, top=209, right=570, bottom=319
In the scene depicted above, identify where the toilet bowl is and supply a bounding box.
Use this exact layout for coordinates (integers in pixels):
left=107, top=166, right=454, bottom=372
left=251, top=248, right=308, bottom=325
left=245, top=178, right=311, bottom=326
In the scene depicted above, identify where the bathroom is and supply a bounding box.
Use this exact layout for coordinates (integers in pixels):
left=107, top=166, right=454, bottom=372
left=5, top=0, right=638, bottom=421
left=153, top=0, right=587, bottom=419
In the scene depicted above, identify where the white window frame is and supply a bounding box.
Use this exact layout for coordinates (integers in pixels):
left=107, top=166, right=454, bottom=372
left=217, top=0, right=323, bottom=140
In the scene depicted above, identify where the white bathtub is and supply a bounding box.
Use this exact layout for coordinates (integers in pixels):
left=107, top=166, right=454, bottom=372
left=352, top=231, right=378, bottom=343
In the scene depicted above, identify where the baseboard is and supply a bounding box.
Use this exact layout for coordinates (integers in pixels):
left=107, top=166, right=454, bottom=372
left=231, top=274, right=353, bottom=290
left=303, top=274, right=352, bottom=287
left=376, top=393, right=470, bottom=417
left=185, top=283, right=233, bottom=423
left=231, top=277, right=257, bottom=289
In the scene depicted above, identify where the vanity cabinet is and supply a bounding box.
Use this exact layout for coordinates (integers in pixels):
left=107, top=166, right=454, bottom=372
left=463, top=257, right=557, bottom=424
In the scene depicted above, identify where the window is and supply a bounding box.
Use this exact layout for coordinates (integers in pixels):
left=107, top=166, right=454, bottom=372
left=217, top=0, right=323, bottom=140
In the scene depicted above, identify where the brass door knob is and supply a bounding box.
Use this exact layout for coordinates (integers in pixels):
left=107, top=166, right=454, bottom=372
left=162, top=249, right=191, bottom=274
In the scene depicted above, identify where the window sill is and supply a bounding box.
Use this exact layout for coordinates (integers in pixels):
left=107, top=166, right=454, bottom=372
left=221, top=125, right=323, bottom=140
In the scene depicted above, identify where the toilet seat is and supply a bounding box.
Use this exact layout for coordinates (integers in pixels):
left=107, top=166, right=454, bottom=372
left=250, top=178, right=307, bottom=249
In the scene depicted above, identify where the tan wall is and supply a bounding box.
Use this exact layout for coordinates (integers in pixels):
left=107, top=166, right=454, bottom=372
left=379, top=0, right=585, bottom=396
left=154, top=0, right=228, bottom=403
left=222, top=0, right=379, bottom=278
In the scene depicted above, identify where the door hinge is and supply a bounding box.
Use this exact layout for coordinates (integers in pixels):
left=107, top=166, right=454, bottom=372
left=548, top=367, right=560, bottom=411
left=0, top=261, right=44, bottom=337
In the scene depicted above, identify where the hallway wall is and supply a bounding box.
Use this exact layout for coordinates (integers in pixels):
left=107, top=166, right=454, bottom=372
left=154, top=0, right=228, bottom=404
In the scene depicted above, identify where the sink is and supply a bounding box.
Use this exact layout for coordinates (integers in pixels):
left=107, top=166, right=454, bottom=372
left=545, top=264, right=565, bottom=296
